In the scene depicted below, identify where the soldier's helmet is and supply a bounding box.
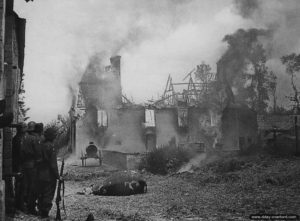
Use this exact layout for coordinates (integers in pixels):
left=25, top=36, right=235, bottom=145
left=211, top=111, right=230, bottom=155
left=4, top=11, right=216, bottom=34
left=27, top=121, right=36, bottom=132
left=16, top=122, right=27, bottom=132
left=44, top=127, right=57, bottom=142
left=35, top=123, right=44, bottom=134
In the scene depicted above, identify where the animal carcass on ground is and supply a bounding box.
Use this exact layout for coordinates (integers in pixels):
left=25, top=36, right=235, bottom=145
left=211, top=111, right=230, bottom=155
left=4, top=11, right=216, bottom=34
left=92, top=171, right=147, bottom=196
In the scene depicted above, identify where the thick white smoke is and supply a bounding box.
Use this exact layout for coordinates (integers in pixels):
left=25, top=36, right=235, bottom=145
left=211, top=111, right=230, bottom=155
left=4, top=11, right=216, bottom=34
left=234, top=0, right=300, bottom=109
left=14, top=0, right=252, bottom=121
left=15, top=0, right=299, bottom=121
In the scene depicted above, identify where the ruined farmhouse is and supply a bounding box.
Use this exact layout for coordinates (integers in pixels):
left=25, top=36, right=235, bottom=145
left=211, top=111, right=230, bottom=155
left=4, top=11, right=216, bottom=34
left=70, top=56, right=258, bottom=168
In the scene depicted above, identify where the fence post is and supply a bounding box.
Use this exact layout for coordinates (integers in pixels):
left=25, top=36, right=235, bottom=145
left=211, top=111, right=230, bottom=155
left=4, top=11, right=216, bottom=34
left=295, top=115, right=299, bottom=155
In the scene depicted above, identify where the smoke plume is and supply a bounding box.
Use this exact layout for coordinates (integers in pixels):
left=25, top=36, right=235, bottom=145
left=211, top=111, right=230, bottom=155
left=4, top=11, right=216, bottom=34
left=234, top=0, right=259, bottom=19
left=15, top=0, right=248, bottom=121
left=229, top=0, right=300, bottom=109
left=14, top=0, right=300, bottom=120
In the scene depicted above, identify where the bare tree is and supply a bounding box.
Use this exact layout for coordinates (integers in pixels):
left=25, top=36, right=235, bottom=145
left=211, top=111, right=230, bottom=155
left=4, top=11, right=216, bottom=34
left=268, top=71, right=277, bottom=113
left=18, top=75, right=30, bottom=122
left=281, top=53, right=300, bottom=113
left=194, top=62, right=215, bottom=104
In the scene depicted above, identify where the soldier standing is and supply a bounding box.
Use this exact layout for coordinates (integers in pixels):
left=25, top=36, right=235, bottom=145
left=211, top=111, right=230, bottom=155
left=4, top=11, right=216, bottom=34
left=35, top=122, right=45, bottom=142
left=37, top=127, right=59, bottom=218
left=12, top=123, right=27, bottom=211
left=20, top=121, right=39, bottom=214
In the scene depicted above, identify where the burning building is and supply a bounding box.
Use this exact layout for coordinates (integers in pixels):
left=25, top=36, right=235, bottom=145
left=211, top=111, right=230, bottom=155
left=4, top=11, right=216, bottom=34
left=73, top=55, right=146, bottom=156
left=71, top=55, right=258, bottom=169
left=72, top=56, right=217, bottom=156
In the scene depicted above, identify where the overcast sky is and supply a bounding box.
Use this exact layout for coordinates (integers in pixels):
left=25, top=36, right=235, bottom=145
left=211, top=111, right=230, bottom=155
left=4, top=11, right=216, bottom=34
left=14, top=0, right=260, bottom=122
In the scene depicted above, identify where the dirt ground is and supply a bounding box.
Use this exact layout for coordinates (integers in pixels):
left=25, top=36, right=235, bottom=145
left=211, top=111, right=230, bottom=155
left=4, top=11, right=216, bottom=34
left=7, top=155, right=300, bottom=221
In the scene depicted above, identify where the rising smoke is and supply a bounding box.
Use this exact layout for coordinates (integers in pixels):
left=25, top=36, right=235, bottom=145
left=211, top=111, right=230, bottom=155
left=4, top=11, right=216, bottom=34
left=14, top=0, right=300, bottom=121
left=15, top=0, right=245, bottom=121
left=234, top=0, right=300, bottom=56
left=232, top=0, right=300, bottom=109
left=79, top=53, right=121, bottom=110
left=234, top=0, right=259, bottom=19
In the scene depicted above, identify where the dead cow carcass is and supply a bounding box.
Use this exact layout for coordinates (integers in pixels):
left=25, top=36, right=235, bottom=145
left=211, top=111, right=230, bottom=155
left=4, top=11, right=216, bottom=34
left=92, top=171, right=147, bottom=196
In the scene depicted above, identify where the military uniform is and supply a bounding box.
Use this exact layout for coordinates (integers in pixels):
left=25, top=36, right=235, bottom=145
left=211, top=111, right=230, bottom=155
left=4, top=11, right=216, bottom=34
left=12, top=124, right=27, bottom=210
left=35, top=122, right=45, bottom=143
left=20, top=131, right=40, bottom=213
left=19, top=121, right=43, bottom=214
left=37, top=129, right=59, bottom=218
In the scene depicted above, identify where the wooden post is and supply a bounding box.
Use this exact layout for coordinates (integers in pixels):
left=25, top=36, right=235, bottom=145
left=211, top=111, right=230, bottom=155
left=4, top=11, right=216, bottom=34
left=0, top=0, right=6, bottom=219
left=295, top=116, right=299, bottom=155
left=272, top=127, right=277, bottom=150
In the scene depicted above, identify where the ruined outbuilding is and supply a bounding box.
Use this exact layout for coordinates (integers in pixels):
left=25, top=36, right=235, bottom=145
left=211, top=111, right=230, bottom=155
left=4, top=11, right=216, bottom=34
left=257, top=114, right=300, bottom=154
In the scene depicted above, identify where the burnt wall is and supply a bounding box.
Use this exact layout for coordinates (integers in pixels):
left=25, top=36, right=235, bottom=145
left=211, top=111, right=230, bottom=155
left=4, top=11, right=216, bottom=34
left=76, top=107, right=146, bottom=156
left=126, top=153, right=144, bottom=170
left=155, top=107, right=212, bottom=148
left=237, top=108, right=257, bottom=150
left=102, top=150, right=127, bottom=170
left=222, top=108, right=239, bottom=151
left=155, top=108, right=181, bottom=147
left=75, top=117, right=92, bottom=157
left=106, top=108, right=145, bottom=153
left=76, top=105, right=220, bottom=156
left=222, top=106, right=257, bottom=151
left=102, top=151, right=143, bottom=170
left=188, top=107, right=212, bottom=146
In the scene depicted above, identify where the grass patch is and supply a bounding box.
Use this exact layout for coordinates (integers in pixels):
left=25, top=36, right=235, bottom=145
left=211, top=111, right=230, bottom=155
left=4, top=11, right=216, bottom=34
left=191, top=154, right=300, bottom=194
left=205, top=158, right=246, bottom=173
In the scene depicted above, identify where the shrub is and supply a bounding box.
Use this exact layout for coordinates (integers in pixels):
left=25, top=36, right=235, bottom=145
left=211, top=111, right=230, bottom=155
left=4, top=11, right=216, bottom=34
left=139, top=144, right=193, bottom=175
left=140, top=148, right=168, bottom=175
left=45, top=116, right=70, bottom=151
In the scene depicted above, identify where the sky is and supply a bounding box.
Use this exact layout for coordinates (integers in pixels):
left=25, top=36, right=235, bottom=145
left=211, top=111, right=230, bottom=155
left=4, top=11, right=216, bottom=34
left=13, top=0, right=299, bottom=122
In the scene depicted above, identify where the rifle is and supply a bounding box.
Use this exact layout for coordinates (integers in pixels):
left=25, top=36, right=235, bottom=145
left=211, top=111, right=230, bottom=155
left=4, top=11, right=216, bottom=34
left=55, top=158, right=65, bottom=221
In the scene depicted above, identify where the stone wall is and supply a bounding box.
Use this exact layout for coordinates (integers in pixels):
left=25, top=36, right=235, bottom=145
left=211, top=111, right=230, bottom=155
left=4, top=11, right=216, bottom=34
left=102, top=150, right=144, bottom=170
left=221, top=105, right=258, bottom=151
left=126, top=153, right=144, bottom=170
left=102, top=150, right=127, bottom=170
left=155, top=108, right=180, bottom=147
left=155, top=107, right=212, bottom=148
left=76, top=105, right=216, bottom=156
left=75, top=107, right=146, bottom=157
left=106, top=108, right=145, bottom=153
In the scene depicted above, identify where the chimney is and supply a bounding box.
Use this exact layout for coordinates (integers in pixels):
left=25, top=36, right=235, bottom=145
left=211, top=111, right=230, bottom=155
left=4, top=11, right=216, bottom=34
left=109, top=55, right=122, bottom=105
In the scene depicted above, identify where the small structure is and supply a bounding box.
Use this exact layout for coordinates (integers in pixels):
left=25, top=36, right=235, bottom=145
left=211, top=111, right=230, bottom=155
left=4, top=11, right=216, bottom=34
left=257, top=114, right=298, bottom=137
left=80, top=142, right=102, bottom=166
left=101, top=150, right=144, bottom=170
left=257, top=114, right=300, bottom=153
